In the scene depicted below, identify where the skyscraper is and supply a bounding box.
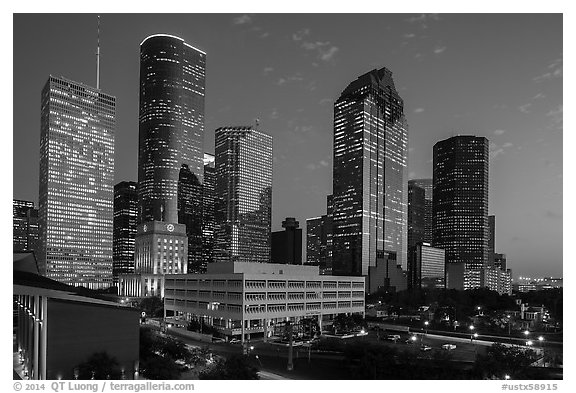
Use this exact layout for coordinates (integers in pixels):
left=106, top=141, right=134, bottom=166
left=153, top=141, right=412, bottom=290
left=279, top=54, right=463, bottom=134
left=214, top=126, right=273, bottom=264
left=13, top=200, right=39, bottom=253
left=433, top=135, right=489, bottom=289
left=137, top=34, right=206, bottom=224
left=306, top=217, right=323, bottom=266
left=409, top=178, right=433, bottom=244
left=332, top=67, right=408, bottom=286
left=38, top=76, right=115, bottom=289
left=271, top=218, right=303, bottom=265
left=201, top=153, right=216, bottom=271
left=113, top=181, right=138, bottom=282
left=488, top=215, right=496, bottom=265
left=136, top=34, right=206, bottom=274
left=408, top=182, right=426, bottom=250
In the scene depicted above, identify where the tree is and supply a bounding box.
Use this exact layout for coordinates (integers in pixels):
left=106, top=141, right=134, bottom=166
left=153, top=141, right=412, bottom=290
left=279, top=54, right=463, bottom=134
left=473, top=343, right=538, bottom=379
left=140, top=354, right=181, bottom=380
left=76, top=352, right=122, bottom=380
left=139, top=296, right=164, bottom=318
left=199, top=355, right=259, bottom=380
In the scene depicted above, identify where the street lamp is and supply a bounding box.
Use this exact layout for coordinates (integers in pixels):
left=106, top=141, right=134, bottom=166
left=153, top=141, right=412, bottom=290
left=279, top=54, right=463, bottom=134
left=505, top=374, right=511, bottom=380
left=524, top=330, right=530, bottom=337
left=424, top=321, right=429, bottom=335
left=526, top=340, right=533, bottom=347
left=469, top=325, right=475, bottom=342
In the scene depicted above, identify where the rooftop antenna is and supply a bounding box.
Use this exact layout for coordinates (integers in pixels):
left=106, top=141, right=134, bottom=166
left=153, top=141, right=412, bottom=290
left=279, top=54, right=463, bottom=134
left=96, top=15, right=100, bottom=89
left=255, top=118, right=260, bottom=129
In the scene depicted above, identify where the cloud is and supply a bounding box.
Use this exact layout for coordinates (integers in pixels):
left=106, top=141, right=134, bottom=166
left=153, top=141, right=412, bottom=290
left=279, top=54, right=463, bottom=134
left=301, top=41, right=340, bottom=62
left=433, top=46, right=447, bottom=54
left=413, top=108, right=425, bottom=113
left=233, top=14, right=252, bottom=25
left=292, top=28, right=310, bottom=41
left=403, top=33, right=416, bottom=38
left=319, top=98, right=332, bottom=106
left=306, top=159, right=330, bottom=171
left=490, top=141, right=514, bottom=159
left=493, top=129, right=506, bottom=136
left=269, top=108, right=279, bottom=119
left=276, top=75, right=304, bottom=86
left=518, top=103, right=532, bottom=114
left=405, top=14, right=441, bottom=28
left=533, top=58, right=563, bottom=82
left=533, top=93, right=546, bottom=100
left=546, top=104, right=563, bottom=130
left=260, top=32, right=270, bottom=38
left=319, top=160, right=329, bottom=167
left=263, top=67, right=274, bottom=75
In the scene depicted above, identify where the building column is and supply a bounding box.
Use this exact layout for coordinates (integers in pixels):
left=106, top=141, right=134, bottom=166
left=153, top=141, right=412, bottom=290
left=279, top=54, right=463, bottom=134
left=33, top=295, right=40, bottom=379
left=263, top=318, right=267, bottom=342
left=40, top=296, right=47, bottom=380
left=241, top=318, right=245, bottom=344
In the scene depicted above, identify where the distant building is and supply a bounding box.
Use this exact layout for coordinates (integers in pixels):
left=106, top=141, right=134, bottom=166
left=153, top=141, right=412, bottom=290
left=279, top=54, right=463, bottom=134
left=408, top=243, right=446, bottom=290
left=201, top=153, right=216, bottom=271
left=332, top=67, right=408, bottom=288
left=113, top=181, right=138, bottom=283
left=13, top=200, right=39, bottom=254
left=271, top=218, right=302, bottom=265
left=409, top=179, right=433, bottom=244
left=433, top=135, right=489, bottom=290
left=480, top=266, right=512, bottom=295
left=14, top=255, right=139, bottom=380
left=408, top=183, right=426, bottom=250
left=306, top=217, right=323, bottom=265
left=38, top=76, right=115, bottom=289
left=494, top=253, right=507, bottom=270
left=119, top=221, right=188, bottom=298
left=164, top=262, right=365, bottom=343
left=514, top=277, right=563, bottom=292
left=488, top=215, right=496, bottom=265
left=214, top=126, right=273, bottom=264
left=367, top=251, right=407, bottom=293
left=136, top=34, right=206, bottom=283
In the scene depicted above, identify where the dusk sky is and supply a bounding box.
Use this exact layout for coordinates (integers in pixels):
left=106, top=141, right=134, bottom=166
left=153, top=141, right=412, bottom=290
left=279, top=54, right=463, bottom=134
left=12, top=13, right=562, bottom=279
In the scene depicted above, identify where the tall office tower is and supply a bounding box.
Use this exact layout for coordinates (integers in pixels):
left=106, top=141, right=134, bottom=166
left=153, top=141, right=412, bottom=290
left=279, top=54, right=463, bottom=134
left=409, top=178, right=433, bottom=244
left=408, top=183, right=426, bottom=250
left=332, top=67, right=408, bottom=287
left=13, top=200, right=39, bottom=253
left=214, top=126, right=273, bottom=264
left=271, top=218, right=303, bottom=265
left=201, top=153, right=216, bottom=271
left=136, top=34, right=206, bottom=277
left=433, top=135, right=489, bottom=290
left=322, top=195, right=334, bottom=273
left=306, top=217, right=323, bottom=266
left=488, top=215, right=496, bottom=265
left=113, top=181, right=138, bottom=282
left=38, top=76, right=115, bottom=289
left=408, top=243, right=446, bottom=290
left=178, top=164, right=203, bottom=272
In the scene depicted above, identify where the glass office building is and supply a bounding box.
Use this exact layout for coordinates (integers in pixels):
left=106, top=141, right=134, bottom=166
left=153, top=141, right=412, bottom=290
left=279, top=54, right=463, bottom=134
left=113, top=181, right=138, bottom=281
left=214, top=126, right=273, bottom=264
left=409, top=178, right=433, bottom=244
left=433, top=135, right=489, bottom=287
left=137, top=34, right=206, bottom=273
left=332, top=67, right=408, bottom=280
left=38, top=76, right=115, bottom=289
left=137, top=34, right=206, bottom=226
left=13, top=199, right=39, bottom=253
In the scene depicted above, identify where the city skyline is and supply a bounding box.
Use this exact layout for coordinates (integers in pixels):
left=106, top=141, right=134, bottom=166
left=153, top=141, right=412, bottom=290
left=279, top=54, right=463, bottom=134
left=13, top=14, right=562, bottom=278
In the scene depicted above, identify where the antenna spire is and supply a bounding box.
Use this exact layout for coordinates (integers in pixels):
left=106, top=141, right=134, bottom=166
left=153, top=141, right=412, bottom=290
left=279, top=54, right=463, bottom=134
left=96, top=15, right=100, bottom=89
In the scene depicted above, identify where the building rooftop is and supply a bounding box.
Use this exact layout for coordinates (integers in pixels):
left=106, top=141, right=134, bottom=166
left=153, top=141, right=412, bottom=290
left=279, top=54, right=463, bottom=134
left=206, top=262, right=319, bottom=275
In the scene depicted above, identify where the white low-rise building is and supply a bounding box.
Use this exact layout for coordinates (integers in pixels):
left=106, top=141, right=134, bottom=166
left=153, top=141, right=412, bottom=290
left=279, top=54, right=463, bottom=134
left=164, top=262, right=365, bottom=342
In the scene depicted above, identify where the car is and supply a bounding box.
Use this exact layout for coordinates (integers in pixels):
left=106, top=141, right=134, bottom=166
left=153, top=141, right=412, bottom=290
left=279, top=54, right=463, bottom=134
left=442, top=344, right=457, bottom=350
left=212, top=337, right=226, bottom=343
left=229, top=338, right=241, bottom=344
left=386, top=334, right=401, bottom=341
left=420, top=345, right=432, bottom=352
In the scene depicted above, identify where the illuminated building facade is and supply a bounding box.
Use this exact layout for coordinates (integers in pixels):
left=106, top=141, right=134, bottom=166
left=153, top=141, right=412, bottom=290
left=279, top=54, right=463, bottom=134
left=214, top=126, right=273, bottom=264
left=201, top=153, right=216, bottom=271
left=137, top=34, right=206, bottom=225
left=306, top=217, right=323, bottom=266
left=136, top=34, right=206, bottom=278
left=332, top=67, right=408, bottom=288
left=408, top=182, right=426, bottom=250
left=433, top=135, right=489, bottom=290
left=113, top=181, right=138, bottom=282
left=409, top=179, right=433, bottom=244
left=14, top=200, right=39, bottom=253
left=38, top=76, right=115, bottom=289
left=408, top=243, right=446, bottom=290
